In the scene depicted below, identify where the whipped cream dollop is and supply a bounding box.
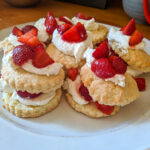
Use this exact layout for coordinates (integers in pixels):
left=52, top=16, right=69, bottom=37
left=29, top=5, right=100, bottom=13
left=83, top=48, right=126, bottom=87
left=34, top=18, right=49, bottom=42
left=52, top=29, right=93, bottom=61
left=64, top=75, right=89, bottom=105
left=8, top=33, right=22, bottom=47
left=72, top=17, right=99, bottom=31
left=108, top=27, right=146, bottom=54
left=12, top=90, right=56, bottom=106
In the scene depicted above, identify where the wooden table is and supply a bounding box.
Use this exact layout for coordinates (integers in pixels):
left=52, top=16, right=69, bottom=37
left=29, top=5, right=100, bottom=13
left=0, top=0, right=149, bottom=39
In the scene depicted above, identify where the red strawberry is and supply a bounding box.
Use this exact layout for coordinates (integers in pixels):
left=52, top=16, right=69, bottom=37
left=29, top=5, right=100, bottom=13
left=32, top=44, right=54, bottom=68
left=109, top=47, right=118, bottom=56
left=135, top=78, right=146, bottom=91
left=79, top=83, right=92, bottom=102
left=121, top=18, right=136, bottom=35
left=68, top=68, right=78, bottom=81
left=12, top=27, right=23, bottom=37
left=12, top=45, right=34, bottom=66
left=22, top=25, right=38, bottom=35
left=92, top=40, right=109, bottom=59
left=57, top=23, right=72, bottom=35
left=76, top=12, right=92, bottom=20
left=120, top=25, right=126, bottom=31
left=45, top=12, right=57, bottom=35
left=59, top=16, right=73, bottom=25
left=62, top=22, right=87, bottom=43
left=129, top=30, right=144, bottom=46
left=17, top=90, right=41, bottom=99
left=95, top=102, right=114, bottom=115
left=91, top=58, right=116, bottom=79
left=109, top=55, right=127, bottom=74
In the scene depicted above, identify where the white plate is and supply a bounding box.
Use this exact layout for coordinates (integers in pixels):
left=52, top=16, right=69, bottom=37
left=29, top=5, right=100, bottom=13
left=0, top=23, right=150, bottom=149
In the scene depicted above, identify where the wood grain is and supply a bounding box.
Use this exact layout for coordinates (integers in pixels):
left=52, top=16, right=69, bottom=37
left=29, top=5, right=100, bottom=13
left=0, top=0, right=149, bottom=39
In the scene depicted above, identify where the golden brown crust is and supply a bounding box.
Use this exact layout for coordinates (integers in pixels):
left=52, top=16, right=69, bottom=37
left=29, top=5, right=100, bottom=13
left=2, top=89, right=62, bottom=118
left=80, top=65, right=140, bottom=106
left=1, top=64, right=65, bottom=94
left=66, top=93, right=120, bottom=118
left=111, top=41, right=150, bottom=72
left=46, top=43, right=85, bottom=70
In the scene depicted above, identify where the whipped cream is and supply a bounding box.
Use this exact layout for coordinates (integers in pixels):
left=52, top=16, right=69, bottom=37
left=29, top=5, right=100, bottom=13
left=72, top=17, right=99, bottom=31
left=127, top=66, right=143, bottom=77
left=83, top=48, right=126, bottom=87
left=8, top=33, right=22, bottom=47
left=108, top=27, right=146, bottom=54
left=64, top=75, right=89, bottom=105
left=52, top=29, right=93, bottom=61
left=56, top=16, right=73, bottom=25
left=12, top=90, right=56, bottom=106
left=34, top=18, right=49, bottom=42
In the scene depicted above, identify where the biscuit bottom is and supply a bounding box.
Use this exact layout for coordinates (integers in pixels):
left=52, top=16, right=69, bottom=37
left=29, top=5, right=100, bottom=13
left=2, top=89, right=62, bottom=118
left=66, top=93, right=120, bottom=118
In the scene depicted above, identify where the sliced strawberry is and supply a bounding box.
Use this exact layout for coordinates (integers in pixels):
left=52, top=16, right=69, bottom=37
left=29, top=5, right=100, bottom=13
left=122, top=18, right=136, bottom=35
left=32, top=44, right=54, bottom=68
left=95, top=102, right=114, bottom=115
left=57, top=23, right=72, bottom=35
left=91, top=58, right=116, bottom=79
left=76, top=12, right=92, bottom=20
left=12, top=26, right=23, bottom=37
left=68, top=68, right=78, bottom=81
left=129, top=30, right=144, bottom=46
left=62, top=22, right=87, bottom=43
left=13, top=45, right=34, bottom=66
left=120, top=25, right=126, bottom=31
left=17, top=90, right=41, bottom=99
left=135, top=78, right=146, bottom=91
left=45, top=12, right=57, bottom=35
left=109, top=55, right=127, bottom=74
left=59, top=16, right=73, bottom=25
left=92, top=40, right=109, bottom=59
left=79, top=83, right=92, bottom=102
left=22, top=25, right=38, bottom=35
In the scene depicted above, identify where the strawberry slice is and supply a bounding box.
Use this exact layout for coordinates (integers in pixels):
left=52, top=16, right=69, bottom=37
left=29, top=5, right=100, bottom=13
left=121, top=18, right=136, bottom=35
left=59, top=16, right=73, bottom=25
left=92, top=40, right=109, bottom=59
left=17, top=90, right=41, bottom=99
left=57, top=23, right=72, bottom=35
left=68, top=68, right=78, bottom=81
left=62, top=22, right=87, bottom=43
left=91, top=58, right=116, bottom=79
left=12, top=26, right=23, bottom=37
left=45, top=12, right=57, bottom=35
left=135, top=78, right=146, bottom=91
left=76, top=12, right=92, bottom=20
left=95, top=102, right=114, bottom=115
left=32, top=44, right=54, bottom=68
left=22, top=25, right=38, bottom=35
left=129, top=30, right=144, bottom=46
left=79, top=83, right=92, bottom=102
left=109, top=55, right=127, bottom=74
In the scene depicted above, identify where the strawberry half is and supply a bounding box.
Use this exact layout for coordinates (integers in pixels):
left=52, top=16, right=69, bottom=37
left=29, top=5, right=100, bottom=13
left=129, top=30, right=144, bottom=46
left=76, top=12, right=92, bottom=20
left=109, top=55, right=127, bottom=74
left=12, top=26, right=23, bottom=37
left=121, top=18, right=136, bottom=35
left=62, top=22, right=87, bottom=43
left=95, top=102, right=114, bottom=115
left=91, top=58, right=116, bottom=79
left=92, top=40, right=109, bottom=59
left=59, top=16, right=73, bottom=25
left=32, top=44, right=54, bottom=68
left=57, top=23, right=72, bottom=35
left=68, top=68, right=78, bottom=81
left=135, top=78, right=146, bottom=91
left=22, top=25, right=38, bottom=35
left=45, top=12, right=57, bottom=35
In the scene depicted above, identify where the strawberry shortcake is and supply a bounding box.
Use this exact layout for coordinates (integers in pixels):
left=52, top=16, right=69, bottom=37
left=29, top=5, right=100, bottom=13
left=72, top=13, right=108, bottom=45
left=0, top=25, right=65, bottom=117
left=108, top=18, right=150, bottom=77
